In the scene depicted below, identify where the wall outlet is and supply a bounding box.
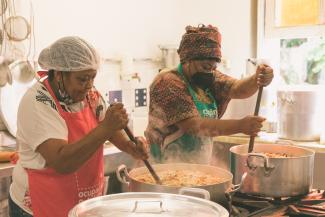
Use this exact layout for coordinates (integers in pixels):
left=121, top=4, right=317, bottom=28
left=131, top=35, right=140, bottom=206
left=135, top=88, right=147, bottom=107
left=108, top=90, right=122, bottom=105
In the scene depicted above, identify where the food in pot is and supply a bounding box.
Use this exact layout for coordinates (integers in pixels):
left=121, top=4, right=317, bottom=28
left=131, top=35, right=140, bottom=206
left=134, top=170, right=225, bottom=187
left=260, top=152, right=292, bottom=158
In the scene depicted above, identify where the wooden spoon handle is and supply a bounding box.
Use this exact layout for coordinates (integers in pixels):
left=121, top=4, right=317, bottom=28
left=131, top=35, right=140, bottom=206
left=123, top=127, right=162, bottom=184
left=248, top=86, right=263, bottom=153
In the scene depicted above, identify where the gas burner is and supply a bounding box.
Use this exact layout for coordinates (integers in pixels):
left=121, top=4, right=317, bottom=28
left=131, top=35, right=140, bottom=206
left=230, top=206, right=250, bottom=217
left=231, top=192, right=305, bottom=205
left=286, top=190, right=325, bottom=216
left=227, top=189, right=325, bottom=217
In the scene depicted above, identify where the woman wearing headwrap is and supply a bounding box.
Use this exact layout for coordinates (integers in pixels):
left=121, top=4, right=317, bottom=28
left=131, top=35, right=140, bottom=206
left=9, top=36, right=149, bottom=217
left=145, top=24, right=273, bottom=164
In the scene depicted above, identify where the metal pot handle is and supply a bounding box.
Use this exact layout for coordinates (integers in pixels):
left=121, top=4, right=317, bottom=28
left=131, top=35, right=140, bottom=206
left=179, top=187, right=211, bottom=200
left=279, top=94, right=295, bottom=105
left=116, top=164, right=130, bottom=185
left=225, top=172, right=248, bottom=212
left=226, top=172, right=247, bottom=195
left=132, top=200, right=165, bottom=213
left=247, top=153, right=274, bottom=176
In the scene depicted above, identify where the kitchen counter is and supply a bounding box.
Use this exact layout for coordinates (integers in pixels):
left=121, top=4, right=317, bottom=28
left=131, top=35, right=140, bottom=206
left=2, top=132, right=324, bottom=178
left=0, top=145, right=136, bottom=179
left=0, top=131, right=15, bottom=179
left=0, top=162, right=13, bottom=179
left=213, top=132, right=325, bottom=153
left=0, top=128, right=138, bottom=179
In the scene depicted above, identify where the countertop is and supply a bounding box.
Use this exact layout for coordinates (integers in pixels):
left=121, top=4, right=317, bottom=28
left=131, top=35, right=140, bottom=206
left=0, top=131, right=15, bottom=178
left=2, top=131, right=324, bottom=178
left=0, top=130, right=126, bottom=179
left=0, top=145, right=124, bottom=179
left=213, top=132, right=325, bottom=153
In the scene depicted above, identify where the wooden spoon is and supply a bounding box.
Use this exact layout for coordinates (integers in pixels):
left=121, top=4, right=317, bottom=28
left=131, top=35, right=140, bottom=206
left=124, top=127, right=162, bottom=185
left=247, top=59, right=264, bottom=153
left=248, top=86, right=263, bottom=153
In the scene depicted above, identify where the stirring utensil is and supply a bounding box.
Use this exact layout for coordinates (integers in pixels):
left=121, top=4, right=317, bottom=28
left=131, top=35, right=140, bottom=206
left=247, top=59, right=263, bottom=153
left=124, top=126, right=162, bottom=185
left=248, top=86, right=263, bottom=153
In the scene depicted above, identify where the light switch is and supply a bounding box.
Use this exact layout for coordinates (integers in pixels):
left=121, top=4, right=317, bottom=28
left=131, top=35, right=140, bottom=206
left=108, top=90, right=122, bottom=105
left=135, top=88, right=147, bottom=107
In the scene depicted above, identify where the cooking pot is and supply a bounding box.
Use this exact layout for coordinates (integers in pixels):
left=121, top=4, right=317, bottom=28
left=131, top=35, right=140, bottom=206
left=230, top=143, right=314, bottom=197
left=116, top=163, right=233, bottom=205
left=277, top=86, right=322, bottom=141
left=69, top=192, right=229, bottom=217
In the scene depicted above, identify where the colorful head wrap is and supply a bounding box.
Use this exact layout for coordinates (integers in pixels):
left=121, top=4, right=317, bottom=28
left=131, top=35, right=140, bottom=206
left=177, top=24, right=222, bottom=63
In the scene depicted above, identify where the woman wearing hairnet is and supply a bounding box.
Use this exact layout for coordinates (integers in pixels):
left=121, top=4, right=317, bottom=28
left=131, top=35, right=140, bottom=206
left=145, top=24, right=273, bottom=163
left=9, top=36, right=149, bottom=217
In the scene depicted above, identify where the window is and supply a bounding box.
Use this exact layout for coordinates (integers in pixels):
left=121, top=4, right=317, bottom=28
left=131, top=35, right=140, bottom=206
left=280, top=37, right=325, bottom=84
left=276, top=0, right=324, bottom=27
left=265, top=0, right=325, bottom=38
left=260, top=0, right=325, bottom=85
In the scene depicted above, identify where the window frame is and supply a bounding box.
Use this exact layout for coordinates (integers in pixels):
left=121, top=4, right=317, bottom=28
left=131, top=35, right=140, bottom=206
left=264, top=0, right=325, bottom=39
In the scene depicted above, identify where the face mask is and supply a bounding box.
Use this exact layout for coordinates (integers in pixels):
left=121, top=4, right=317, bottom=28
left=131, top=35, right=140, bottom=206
left=191, top=72, right=214, bottom=90
left=56, top=72, right=74, bottom=104
left=58, top=80, right=74, bottom=104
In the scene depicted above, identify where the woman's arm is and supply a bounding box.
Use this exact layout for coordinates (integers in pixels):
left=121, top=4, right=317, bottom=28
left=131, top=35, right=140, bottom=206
left=176, top=115, right=265, bottom=137
left=229, top=74, right=258, bottom=99
left=229, top=64, right=273, bottom=99
left=36, top=103, right=127, bottom=174
left=108, top=130, right=149, bottom=160
left=37, top=124, right=113, bottom=174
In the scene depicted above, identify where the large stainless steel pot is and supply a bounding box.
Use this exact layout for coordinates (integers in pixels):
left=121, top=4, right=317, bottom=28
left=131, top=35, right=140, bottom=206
left=68, top=192, right=229, bottom=217
left=230, top=143, right=315, bottom=197
left=116, top=163, right=233, bottom=205
left=277, top=86, right=322, bottom=141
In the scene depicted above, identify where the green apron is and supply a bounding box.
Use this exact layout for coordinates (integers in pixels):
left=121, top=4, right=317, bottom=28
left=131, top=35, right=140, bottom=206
left=151, top=64, right=218, bottom=164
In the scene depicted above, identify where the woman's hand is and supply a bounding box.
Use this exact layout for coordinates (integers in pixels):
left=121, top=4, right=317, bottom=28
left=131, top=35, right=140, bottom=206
left=239, top=115, right=266, bottom=136
left=102, top=103, right=128, bottom=132
left=255, top=64, right=274, bottom=87
left=127, top=137, right=149, bottom=160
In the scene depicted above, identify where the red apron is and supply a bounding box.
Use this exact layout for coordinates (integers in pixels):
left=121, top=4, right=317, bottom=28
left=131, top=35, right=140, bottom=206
left=27, top=78, right=104, bottom=217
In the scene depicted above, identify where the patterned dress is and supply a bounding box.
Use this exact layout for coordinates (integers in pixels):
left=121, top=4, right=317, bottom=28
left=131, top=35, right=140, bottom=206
left=145, top=68, right=236, bottom=154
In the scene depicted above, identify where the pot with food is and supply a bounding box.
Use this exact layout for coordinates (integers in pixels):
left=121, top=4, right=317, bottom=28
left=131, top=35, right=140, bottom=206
left=230, top=143, right=315, bottom=197
left=116, top=163, right=233, bottom=205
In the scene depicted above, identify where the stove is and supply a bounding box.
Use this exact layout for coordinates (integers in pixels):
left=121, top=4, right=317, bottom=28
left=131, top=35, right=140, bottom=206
left=226, top=189, right=325, bottom=216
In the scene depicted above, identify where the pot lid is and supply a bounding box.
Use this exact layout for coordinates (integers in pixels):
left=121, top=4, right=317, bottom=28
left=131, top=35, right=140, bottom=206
left=69, top=192, right=228, bottom=217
